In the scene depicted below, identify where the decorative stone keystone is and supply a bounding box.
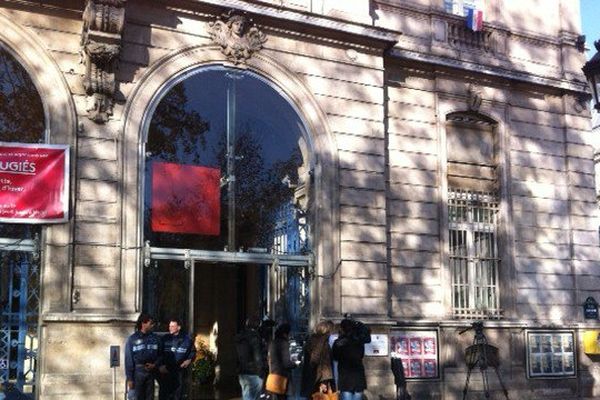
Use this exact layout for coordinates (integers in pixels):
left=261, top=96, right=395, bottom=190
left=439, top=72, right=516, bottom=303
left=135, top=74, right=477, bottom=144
left=466, top=84, right=482, bottom=111
left=208, top=11, right=267, bottom=65
left=80, top=0, right=126, bottom=123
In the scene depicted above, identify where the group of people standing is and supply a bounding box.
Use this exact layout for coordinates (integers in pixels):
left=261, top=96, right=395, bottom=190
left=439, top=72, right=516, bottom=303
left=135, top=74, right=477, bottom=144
left=301, top=318, right=372, bottom=400
left=235, top=316, right=372, bottom=400
left=124, top=314, right=196, bottom=400
left=123, top=313, right=372, bottom=400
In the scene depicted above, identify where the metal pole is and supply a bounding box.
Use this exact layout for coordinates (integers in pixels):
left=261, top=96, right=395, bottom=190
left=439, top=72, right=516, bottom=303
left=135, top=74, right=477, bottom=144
left=189, top=260, right=195, bottom=335
left=16, top=258, right=28, bottom=391
left=226, top=74, right=237, bottom=251
left=185, top=260, right=195, bottom=399
left=112, top=366, right=116, bottom=400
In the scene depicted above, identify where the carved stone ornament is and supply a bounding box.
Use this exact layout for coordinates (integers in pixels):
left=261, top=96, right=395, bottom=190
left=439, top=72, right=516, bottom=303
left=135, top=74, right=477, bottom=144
left=573, top=93, right=589, bottom=114
left=466, top=84, right=483, bottom=111
left=208, top=11, right=267, bottom=65
left=80, top=0, right=126, bottom=123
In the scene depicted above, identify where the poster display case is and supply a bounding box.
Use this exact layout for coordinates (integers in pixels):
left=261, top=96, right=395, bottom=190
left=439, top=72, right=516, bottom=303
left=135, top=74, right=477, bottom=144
left=526, top=331, right=576, bottom=379
left=390, top=330, right=439, bottom=379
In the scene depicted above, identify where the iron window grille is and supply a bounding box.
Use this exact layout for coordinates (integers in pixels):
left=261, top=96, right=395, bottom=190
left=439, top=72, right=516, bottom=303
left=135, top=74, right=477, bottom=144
left=449, top=188, right=502, bottom=319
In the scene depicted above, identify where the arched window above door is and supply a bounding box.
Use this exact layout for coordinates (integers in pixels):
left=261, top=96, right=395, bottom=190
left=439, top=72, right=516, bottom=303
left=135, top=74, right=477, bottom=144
left=0, top=45, right=45, bottom=143
left=144, top=66, right=312, bottom=254
left=0, top=44, right=45, bottom=239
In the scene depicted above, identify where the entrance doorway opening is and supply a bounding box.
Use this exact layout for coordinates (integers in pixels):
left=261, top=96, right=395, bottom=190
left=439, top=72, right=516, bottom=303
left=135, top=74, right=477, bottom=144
left=143, top=250, right=310, bottom=399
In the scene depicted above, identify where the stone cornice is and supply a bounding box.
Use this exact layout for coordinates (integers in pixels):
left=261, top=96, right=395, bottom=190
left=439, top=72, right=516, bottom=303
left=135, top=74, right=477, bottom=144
left=388, top=47, right=589, bottom=94
left=191, top=0, right=399, bottom=46
left=376, top=0, right=580, bottom=50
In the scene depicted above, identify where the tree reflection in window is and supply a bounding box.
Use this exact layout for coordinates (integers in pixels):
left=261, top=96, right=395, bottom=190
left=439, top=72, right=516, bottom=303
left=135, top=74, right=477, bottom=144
left=144, top=67, right=310, bottom=254
left=0, top=46, right=44, bottom=142
left=0, top=44, right=45, bottom=238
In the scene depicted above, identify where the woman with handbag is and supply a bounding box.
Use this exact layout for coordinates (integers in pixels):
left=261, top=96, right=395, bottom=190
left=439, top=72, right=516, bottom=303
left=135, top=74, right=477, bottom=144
left=299, top=320, right=335, bottom=399
left=332, top=318, right=371, bottom=400
left=267, top=323, right=296, bottom=400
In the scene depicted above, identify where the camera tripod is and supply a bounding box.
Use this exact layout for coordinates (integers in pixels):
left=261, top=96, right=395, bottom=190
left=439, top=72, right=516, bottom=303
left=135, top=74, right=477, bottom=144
left=460, top=322, right=510, bottom=400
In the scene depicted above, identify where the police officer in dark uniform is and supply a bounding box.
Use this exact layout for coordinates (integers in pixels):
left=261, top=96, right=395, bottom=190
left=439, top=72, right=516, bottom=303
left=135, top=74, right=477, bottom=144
left=125, top=313, right=162, bottom=400
left=158, top=318, right=196, bottom=400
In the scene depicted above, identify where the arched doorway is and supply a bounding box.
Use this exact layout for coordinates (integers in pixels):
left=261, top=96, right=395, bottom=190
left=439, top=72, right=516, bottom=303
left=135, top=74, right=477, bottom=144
left=141, top=65, right=313, bottom=398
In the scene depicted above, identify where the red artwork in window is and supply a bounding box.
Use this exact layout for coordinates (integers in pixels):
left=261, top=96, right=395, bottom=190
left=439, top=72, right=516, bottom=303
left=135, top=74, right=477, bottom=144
left=151, top=162, right=221, bottom=235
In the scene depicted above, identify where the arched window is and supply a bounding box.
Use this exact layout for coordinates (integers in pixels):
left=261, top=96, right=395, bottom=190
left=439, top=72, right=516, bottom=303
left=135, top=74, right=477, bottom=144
left=446, top=111, right=501, bottom=319
left=0, top=44, right=45, bottom=237
left=143, top=66, right=311, bottom=254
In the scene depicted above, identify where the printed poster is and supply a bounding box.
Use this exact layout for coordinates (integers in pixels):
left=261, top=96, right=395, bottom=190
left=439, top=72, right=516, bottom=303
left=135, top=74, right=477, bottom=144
left=530, top=355, right=542, bottom=374
left=409, top=359, right=423, bottom=378
left=390, top=330, right=439, bottom=380
left=541, top=335, right=552, bottom=353
left=394, top=337, right=409, bottom=356
left=409, top=338, right=422, bottom=356
left=423, top=359, right=437, bottom=377
left=527, top=332, right=576, bottom=379
left=0, top=142, right=69, bottom=223
left=563, top=354, right=574, bottom=373
left=423, top=337, right=436, bottom=355
left=530, top=335, right=541, bottom=353
left=151, top=162, right=221, bottom=235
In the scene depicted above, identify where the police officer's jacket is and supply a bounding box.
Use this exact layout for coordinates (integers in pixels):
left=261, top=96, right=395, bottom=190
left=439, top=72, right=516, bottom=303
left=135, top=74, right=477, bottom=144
left=125, top=331, right=162, bottom=381
left=161, top=333, right=196, bottom=371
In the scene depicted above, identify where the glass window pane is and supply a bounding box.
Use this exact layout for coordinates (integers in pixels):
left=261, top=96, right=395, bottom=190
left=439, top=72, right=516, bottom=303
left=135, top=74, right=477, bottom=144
left=145, top=67, right=310, bottom=254
left=143, top=259, right=189, bottom=332
left=0, top=44, right=45, bottom=238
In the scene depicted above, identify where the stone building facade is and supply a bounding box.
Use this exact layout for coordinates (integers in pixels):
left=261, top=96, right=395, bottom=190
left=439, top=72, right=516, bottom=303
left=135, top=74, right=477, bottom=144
left=0, top=0, right=596, bottom=399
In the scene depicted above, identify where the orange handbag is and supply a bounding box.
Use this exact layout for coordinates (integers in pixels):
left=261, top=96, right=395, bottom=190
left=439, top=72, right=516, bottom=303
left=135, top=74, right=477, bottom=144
left=311, top=384, right=339, bottom=400
left=265, top=373, right=288, bottom=395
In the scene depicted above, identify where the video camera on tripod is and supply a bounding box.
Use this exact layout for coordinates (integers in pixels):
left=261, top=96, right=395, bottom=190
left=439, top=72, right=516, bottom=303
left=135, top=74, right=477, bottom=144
left=459, top=321, right=484, bottom=336
left=460, top=321, right=499, bottom=369
left=459, top=321, right=509, bottom=400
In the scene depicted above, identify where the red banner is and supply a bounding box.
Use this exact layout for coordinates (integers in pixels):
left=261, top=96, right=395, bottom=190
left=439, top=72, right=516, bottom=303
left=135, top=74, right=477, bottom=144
left=0, top=142, right=69, bottom=223
left=151, top=162, right=221, bottom=235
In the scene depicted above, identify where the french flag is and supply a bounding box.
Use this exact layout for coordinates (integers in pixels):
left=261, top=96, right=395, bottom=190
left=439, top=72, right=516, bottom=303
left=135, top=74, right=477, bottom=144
left=466, top=8, right=483, bottom=31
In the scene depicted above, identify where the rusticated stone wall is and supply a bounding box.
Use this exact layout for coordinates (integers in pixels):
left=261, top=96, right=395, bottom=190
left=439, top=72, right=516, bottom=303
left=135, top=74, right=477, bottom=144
left=0, top=0, right=594, bottom=399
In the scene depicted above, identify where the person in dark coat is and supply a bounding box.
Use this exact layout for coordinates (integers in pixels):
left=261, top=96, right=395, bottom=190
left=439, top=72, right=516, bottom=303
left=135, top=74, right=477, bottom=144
left=390, top=357, right=411, bottom=400
left=158, top=318, right=196, bottom=400
left=235, top=316, right=267, bottom=400
left=299, top=320, right=335, bottom=398
left=259, top=318, right=276, bottom=377
left=332, top=318, right=371, bottom=400
left=125, top=314, right=162, bottom=400
left=268, top=323, right=296, bottom=400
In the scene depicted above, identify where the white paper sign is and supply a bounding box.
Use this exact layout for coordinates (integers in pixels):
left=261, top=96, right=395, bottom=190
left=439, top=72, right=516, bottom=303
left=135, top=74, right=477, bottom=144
left=365, top=334, right=389, bottom=356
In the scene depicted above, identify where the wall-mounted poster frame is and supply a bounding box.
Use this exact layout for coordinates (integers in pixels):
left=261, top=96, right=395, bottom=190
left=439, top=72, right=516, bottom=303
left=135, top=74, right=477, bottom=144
left=526, top=330, right=576, bottom=379
left=389, top=329, right=440, bottom=380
